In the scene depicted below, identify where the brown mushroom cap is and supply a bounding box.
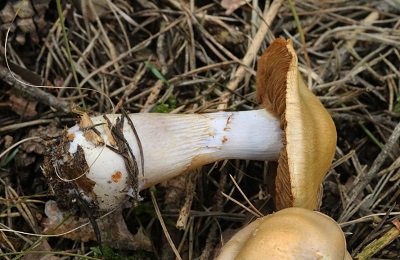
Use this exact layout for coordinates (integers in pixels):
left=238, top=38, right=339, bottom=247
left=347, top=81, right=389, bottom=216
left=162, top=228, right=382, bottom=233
left=217, top=207, right=351, bottom=260
left=256, top=38, right=337, bottom=210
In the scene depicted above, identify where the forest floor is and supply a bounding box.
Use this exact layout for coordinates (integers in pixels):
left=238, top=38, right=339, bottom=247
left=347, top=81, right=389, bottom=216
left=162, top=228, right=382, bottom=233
left=0, top=0, right=399, bottom=259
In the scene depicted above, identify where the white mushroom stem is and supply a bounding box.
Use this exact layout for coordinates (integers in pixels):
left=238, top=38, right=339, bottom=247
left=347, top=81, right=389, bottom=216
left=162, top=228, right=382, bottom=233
left=65, top=109, right=281, bottom=210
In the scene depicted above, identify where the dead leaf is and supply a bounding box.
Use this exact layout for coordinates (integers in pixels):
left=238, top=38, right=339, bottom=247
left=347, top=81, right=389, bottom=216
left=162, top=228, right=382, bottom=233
left=0, top=2, right=14, bottom=23
left=221, top=0, right=249, bottom=15
left=80, top=0, right=110, bottom=22
left=13, top=0, right=35, bottom=19
left=79, top=112, right=104, bottom=146
left=8, top=93, right=37, bottom=118
left=21, top=125, right=62, bottom=154
left=4, top=135, right=14, bottom=148
left=42, top=200, right=153, bottom=251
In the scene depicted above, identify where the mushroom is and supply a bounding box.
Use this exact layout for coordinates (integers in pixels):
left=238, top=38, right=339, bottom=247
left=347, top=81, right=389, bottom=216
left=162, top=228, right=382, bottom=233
left=43, top=38, right=336, bottom=212
left=216, top=207, right=352, bottom=260
left=256, top=38, right=337, bottom=210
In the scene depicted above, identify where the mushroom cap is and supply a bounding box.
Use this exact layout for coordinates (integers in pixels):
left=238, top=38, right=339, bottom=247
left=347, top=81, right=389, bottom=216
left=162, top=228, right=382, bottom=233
left=217, top=207, right=350, bottom=260
left=256, top=38, right=337, bottom=210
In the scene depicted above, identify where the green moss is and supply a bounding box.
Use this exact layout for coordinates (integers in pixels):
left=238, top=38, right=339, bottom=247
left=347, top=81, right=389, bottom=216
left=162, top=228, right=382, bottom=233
left=90, top=246, right=153, bottom=260
left=151, top=97, right=177, bottom=113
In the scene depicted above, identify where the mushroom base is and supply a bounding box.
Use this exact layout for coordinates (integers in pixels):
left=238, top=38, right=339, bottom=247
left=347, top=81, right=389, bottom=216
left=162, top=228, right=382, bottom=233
left=42, top=132, right=101, bottom=214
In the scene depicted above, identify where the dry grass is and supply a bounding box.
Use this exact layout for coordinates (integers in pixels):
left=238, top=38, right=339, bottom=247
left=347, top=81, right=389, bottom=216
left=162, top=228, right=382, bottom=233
left=0, top=0, right=399, bottom=259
